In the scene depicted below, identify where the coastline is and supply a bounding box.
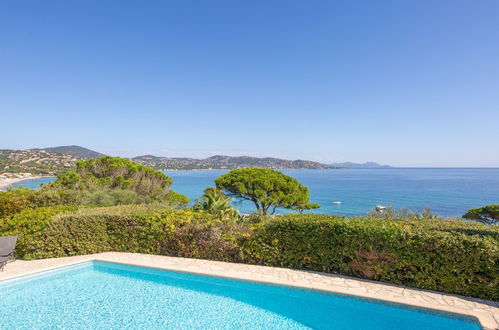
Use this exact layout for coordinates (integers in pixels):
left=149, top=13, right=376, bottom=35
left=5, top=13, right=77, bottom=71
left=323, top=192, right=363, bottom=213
left=0, top=174, right=53, bottom=190
left=160, top=167, right=341, bottom=171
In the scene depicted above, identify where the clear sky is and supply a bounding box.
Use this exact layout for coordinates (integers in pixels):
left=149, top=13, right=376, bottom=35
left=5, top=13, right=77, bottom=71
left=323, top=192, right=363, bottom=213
left=1, top=0, right=498, bottom=167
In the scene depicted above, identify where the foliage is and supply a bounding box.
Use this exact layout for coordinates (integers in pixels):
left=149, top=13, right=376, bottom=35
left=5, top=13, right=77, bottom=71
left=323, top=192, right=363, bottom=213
left=84, top=189, right=145, bottom=206
left=47, top=157, right=174, bottom=200
left=193, top=187, right=240, bottom=220
left=159, top=213, right=251, bottom=262
left=29, top=205, right=171, bottom=259
left=10, top=205, right=245, bottom=262
left=0, top=187, right=86, bottom=218
left=368, top=206, right=442, bottom=221
left=29, top=188, right=85, bottom=207
left=163, top=190, right=190, bottom=208
left=82, top=189, right=190, bottom=207
left=245, top=214, right=499, bottom=300
left=463, top=205, right=499, bottom=225
left=239, top=212, right=272, bottom=224
left=2, top=205, right=497, bottom=300
left=291, top=202, right=321, bottom=214
left=215, top=168, right=319, bottom=215
left=39, top=156, right=188, bottom=207
left=0, top=187, right=33, bottom=217
left=0, top=158, right=187, bottom=217
left=0, top=186, right=187, bottom=218
left=0, top=206, right=78, bottom=257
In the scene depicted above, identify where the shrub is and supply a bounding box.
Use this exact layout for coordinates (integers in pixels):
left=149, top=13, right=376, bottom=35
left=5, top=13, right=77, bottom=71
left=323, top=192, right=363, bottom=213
left=192, top=187, right=240, bottom=221
left=0, top=206, right=78, bottom=258
left=27, top=206, right=245, bottom=262
left=84, top=189, right=149, bottom=206
left=160, top=215, right=251, bottom=262
left=3, top=206, right=497, bottom=300
left=29, top=188, right=85, bottom=207
left=29, top=205, right=173, bottom=259
left=164, top=190, right=190, bottom=208
left=0, top=188, right=34, bottom=217
left=0, top=159, right=189, bottom=226
left=40, top=157, right=189, bottom=207
left=0, top=188, right=82, bottom=218
left=244, top=214, right=499, bottom=300
left=47, top=157, right=174, bottom=200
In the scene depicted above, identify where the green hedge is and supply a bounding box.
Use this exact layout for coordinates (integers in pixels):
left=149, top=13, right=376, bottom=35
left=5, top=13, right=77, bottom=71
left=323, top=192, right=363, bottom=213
left=9, top=206, right=247, bottom=262
left=0, top=206, right=79, bottom=257
left=245, top=215, right=498, bottom=300
left=1, top=207, right=497, bottom=300
left=23, top=206, right=192, bottom=259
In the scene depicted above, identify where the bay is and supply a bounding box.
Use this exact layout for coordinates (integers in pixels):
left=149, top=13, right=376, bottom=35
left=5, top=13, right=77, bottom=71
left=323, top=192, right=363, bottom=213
left=165, top=168, right=499, bottom=217
left=5, top=168, right=498, bottom=217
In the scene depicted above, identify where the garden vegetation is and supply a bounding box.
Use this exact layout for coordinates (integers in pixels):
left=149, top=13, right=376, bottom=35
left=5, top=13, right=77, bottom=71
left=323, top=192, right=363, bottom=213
left=0, top=159, right=497, bottom=301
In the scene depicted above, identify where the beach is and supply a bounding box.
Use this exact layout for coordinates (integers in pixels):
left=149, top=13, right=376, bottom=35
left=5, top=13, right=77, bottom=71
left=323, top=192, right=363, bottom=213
left=0, top=173, right=50, bottom=190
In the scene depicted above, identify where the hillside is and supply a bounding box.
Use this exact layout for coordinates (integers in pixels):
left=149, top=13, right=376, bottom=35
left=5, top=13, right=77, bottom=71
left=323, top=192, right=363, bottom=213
left=1, top=147, right=341, bottom=172
left=40, top=145, right=106, bottom=159
left=0, top=149, right=81, bottom=174
left=132, top=155, right=335, bottom=170
left=330, top=162, right=392, bottom=169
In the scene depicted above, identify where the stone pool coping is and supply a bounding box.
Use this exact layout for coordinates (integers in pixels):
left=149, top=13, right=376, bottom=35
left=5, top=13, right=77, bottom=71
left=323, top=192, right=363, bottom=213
left=1, top=252, right=497, bottom=329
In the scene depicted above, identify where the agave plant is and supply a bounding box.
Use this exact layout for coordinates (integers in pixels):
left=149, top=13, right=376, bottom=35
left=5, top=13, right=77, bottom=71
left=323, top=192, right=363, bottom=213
left=193, top=187, right=240, bottom=220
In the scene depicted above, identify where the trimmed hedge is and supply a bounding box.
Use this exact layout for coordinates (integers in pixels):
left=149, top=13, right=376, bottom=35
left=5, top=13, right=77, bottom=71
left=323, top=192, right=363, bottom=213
left=23, top=206, right=195, bottom=259
left=10, top=206, right=248, bottom=263
left=0, top=206, right=79, bottom=257
left=1, top=207, right=497, bottom=300
left=245, top=215, right=498, bottom=301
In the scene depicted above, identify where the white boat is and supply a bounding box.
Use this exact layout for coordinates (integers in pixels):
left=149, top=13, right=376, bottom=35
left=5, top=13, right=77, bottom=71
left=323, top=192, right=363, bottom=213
left=375, top=205, right=387, bottom=211
left=332, top=201, right=342, bottom=204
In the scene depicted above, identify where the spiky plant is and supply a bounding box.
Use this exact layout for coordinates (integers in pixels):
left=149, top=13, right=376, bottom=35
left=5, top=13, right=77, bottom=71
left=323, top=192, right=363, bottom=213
left=193, top=187, right=240, bottom=220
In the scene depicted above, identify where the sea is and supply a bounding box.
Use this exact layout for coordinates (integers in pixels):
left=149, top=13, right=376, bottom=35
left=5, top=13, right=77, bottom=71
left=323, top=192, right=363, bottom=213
left=4, top=168, right=498, bottom=218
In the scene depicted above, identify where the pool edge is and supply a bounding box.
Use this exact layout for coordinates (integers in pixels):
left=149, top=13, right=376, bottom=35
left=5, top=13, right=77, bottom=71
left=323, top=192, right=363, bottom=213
left=1, top=252, right=497, bottom=329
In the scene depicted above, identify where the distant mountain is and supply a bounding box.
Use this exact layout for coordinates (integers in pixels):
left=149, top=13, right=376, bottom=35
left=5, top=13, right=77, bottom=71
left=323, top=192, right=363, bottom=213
left=40, top=145, right=106, bottom=159
left=330, top=162, right=392, bottom=169
left=133, top=155, right=336, bottom=170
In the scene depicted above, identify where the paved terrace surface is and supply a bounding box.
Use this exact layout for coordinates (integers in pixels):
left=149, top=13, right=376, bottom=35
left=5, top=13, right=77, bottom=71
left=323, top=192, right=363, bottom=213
left=1, top=252, right=498, bottom=329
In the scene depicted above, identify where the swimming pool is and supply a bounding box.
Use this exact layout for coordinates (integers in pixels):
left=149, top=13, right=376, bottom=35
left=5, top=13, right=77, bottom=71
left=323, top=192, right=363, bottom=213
left=0, top=261, right=481, bottom=329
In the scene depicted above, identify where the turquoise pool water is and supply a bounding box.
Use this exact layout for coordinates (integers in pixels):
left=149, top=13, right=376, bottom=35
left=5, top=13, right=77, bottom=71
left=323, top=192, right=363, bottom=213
left=0, top=261, right=481, bottom=329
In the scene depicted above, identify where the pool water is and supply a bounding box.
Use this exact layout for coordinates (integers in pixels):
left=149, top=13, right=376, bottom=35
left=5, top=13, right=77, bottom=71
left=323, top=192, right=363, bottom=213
left=0, top=261, right=481, bottom=329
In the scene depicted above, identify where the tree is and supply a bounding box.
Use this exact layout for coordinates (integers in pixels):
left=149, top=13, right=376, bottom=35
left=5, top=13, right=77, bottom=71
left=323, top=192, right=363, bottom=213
left=45, top=157, right=186, bottom=205
left=215, top=168, right=319, bottom=215
left=193, top=187, right=239, bottom=220
left=463, top=205, right=499, bottom=225
left=292, top=202, right=321, bottom=214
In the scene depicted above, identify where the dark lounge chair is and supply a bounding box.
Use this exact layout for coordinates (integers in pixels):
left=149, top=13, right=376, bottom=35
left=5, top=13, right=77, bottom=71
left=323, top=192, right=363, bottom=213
left=0, top=235, right=18, bottom=271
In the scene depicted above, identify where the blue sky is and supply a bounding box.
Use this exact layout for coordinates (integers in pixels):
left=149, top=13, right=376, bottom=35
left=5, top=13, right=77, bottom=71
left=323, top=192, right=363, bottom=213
left=1, top=0, right=498, bottom=167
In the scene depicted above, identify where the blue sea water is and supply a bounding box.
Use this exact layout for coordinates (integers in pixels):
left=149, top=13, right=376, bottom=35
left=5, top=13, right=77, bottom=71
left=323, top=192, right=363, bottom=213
left=164, top=168, right=499, bottom=217
left=0, top=261, right=481, bottom=329
left=5, top=176, right=56, bottom=190
left=4, top=168, right=498, bottom=217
